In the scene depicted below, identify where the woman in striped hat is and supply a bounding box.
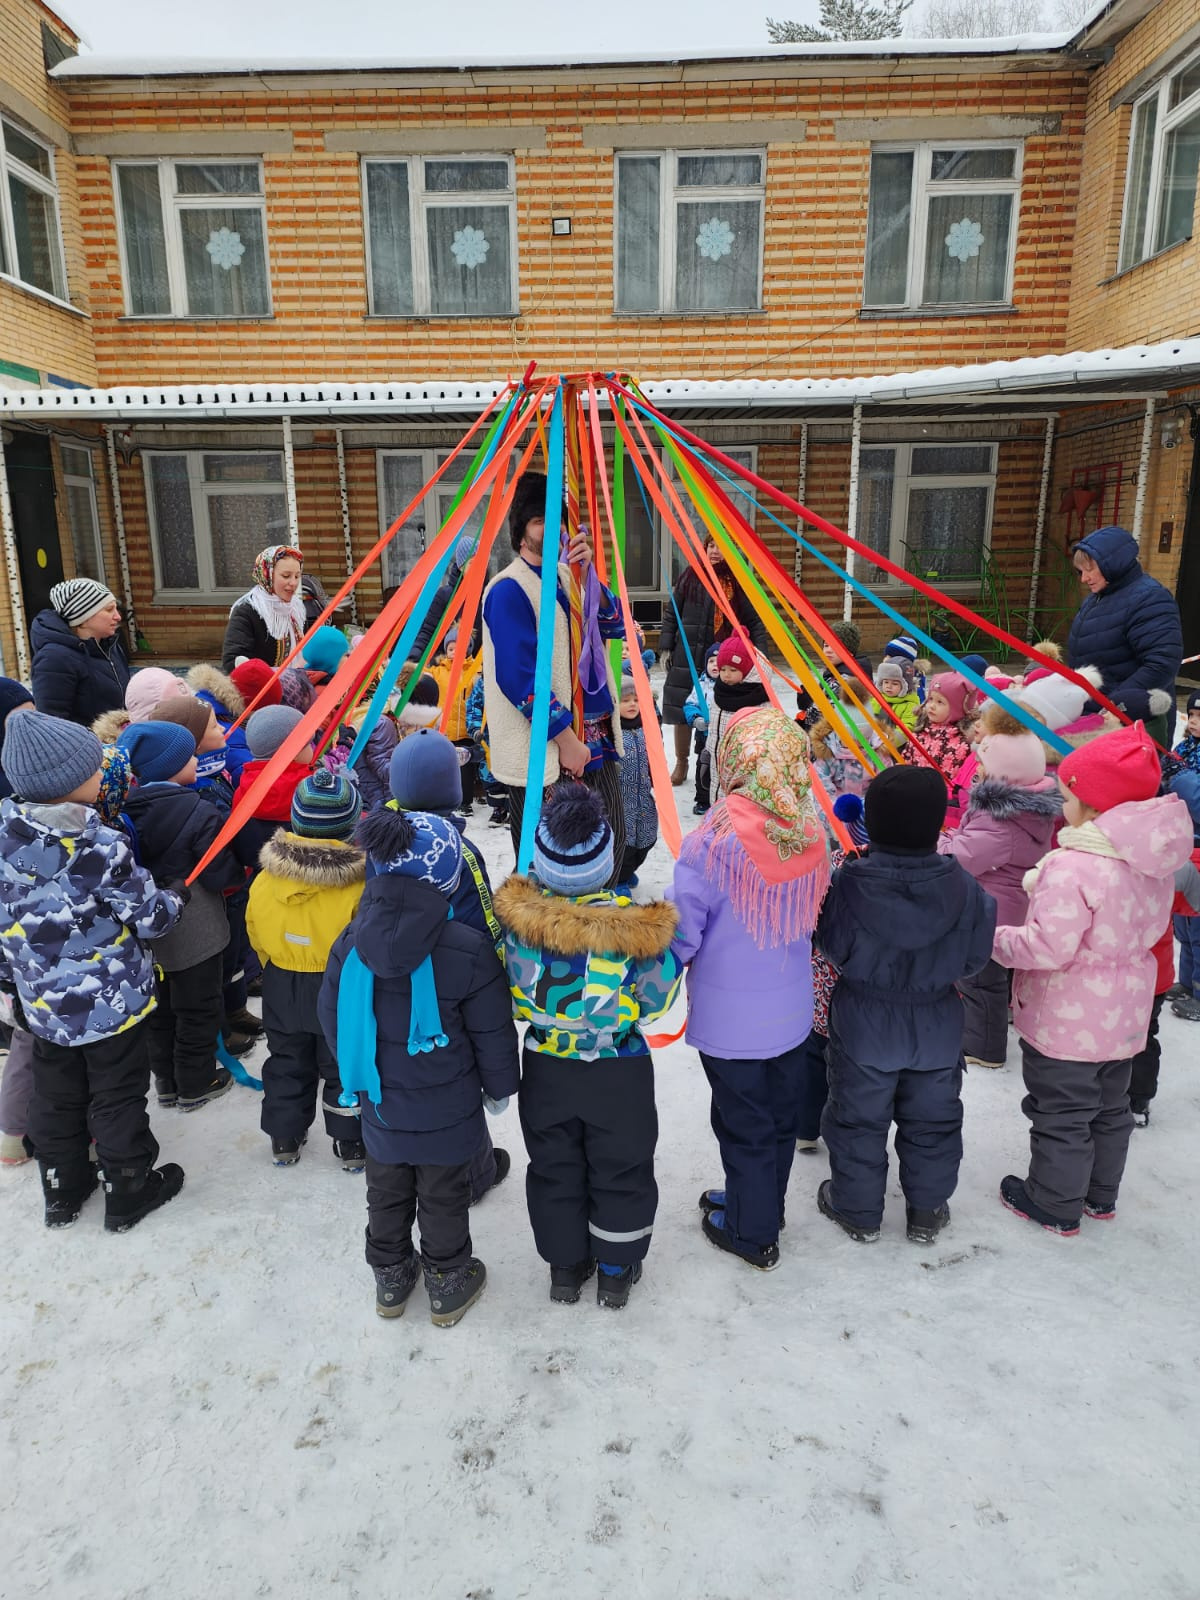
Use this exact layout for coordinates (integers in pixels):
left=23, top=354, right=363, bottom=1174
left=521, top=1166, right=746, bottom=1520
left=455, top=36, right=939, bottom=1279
left=30, top=578, right=130, bottom=728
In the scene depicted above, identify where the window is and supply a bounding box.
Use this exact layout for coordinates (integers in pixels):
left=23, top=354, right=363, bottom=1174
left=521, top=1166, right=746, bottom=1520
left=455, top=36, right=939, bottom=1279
left=1119, top=48, right=1200, bottom=272
left=620, top=444, right=758, bottom=595
left=377, top=449, right=511, bottom=590
left=615, top=150, right=764, bottom=314
left=60, top=445, right=105, bottom=582
left=855, top=443, right=996, bottom=585
left=114, top=160, right=271, bottom=317
left=0, top=117, right=67, bottom=300
left=863, top=144, right=1021, bottom=311
left=364, top=157, right=517, bottom=316
left=144, top=451, right=288, bottom=598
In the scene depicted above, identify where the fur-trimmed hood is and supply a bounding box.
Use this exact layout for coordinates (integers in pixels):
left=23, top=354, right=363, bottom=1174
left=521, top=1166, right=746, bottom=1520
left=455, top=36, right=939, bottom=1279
left=965, top=776, right=1062, bottom=823
left=259, top=830, right=365, bottom=888
left=495, top=873, right=677, bottom=960
left=187, top=663, right=245, bottom=719
left=92, top=707, right=132, bottom=744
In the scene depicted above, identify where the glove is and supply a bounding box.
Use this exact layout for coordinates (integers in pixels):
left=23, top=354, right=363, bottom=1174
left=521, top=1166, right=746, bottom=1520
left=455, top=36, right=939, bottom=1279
left=483, top=1095, right=509, bottom=1117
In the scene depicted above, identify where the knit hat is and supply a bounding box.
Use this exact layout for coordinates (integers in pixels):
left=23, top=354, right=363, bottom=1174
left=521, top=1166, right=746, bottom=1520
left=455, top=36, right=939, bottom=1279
left=863, top=764, right=947, bottom=853
left=229, top=658, right=283, bottom=709
left=118, top=721, right=196, bottom=785
left=149, top=694, right=212, bottom=747
left=389, top=728, right=462, bottom=813
left=717, top=634, right=753, bottom=675
left=290, top=767, right=362, bottom=841
left=0, top=677, right=33, bottom=730
left=927, top=672, right=973, bottom=724
left=1187, top=690, right=1200, bottom=716
left=50, top=578, right=116, bottom=628
left=1058, top=721, right=1161, bottom=812
left=884, top=635, right=918, bottom=663
left=124, top=668, right=191, bottom=720
left=453, top=533, right=478, bottom=572
left=960, top=653, right=989, bottom=679
left=978, top=731, right=1047, bottom=787
left=1, top=710, right=102, bottom=802
left=246, top=704, right=304, bottom=760
left=278, top=668, right=316, bottom=714
left=874, top=658, right=907, bottom=691
left=832, top=791, right=870, bottom=850
left=299, top=625, right=349, bottom=679
left=827, top=620, right=862, bottom=658
left=533, top=783, right=614, bottom=895
left=1017, top=667, right=1095, bottom=733
left=371, top=808, right=463, bottom=893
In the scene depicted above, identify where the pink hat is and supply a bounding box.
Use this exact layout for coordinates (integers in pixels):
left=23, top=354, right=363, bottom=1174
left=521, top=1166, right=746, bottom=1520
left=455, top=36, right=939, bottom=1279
left=978, top=731, right=1047, bottom=787
left=717, top=634, right=752, bottom=674
left=124, top=667, right=192, bottom=720
left=928, top=672, right=974, bottom=724
left=1058, top=721, right=1160, bottom=812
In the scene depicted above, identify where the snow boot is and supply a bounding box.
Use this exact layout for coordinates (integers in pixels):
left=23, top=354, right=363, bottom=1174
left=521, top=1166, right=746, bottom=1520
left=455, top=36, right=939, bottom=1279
left=154, top=1075, right=178, bottom=1108
left=1164, top=982, right=1187, bottom=1002
left=596, top=1261, right=642, bottom=1309
left=1170, top=994, right=1200, bottom=1022
left=701, top=1208, right=780, bottom=1271
left=794, top=1137, right=821, bottom=1154
left=473, top=1146, right=511, bottom=1202
left=374, top=1256, right=420, bottom=1319
left=333, top=1139, right=367, bottom=1173
left=221, top=1029, right=258, bottom=1059
left=425, top=1258, right=487, bottom=1327
left=271, top=1135, right=305, bottom=1167
left=964, top=1055, right=1005, bottom=1070
left=817, top=1179, right=880, bottom=1244
left=550, top=1258, right=596, bottom=1304
left=100, top=1162, right=185, bottom=1233
left=906, top=1203, right=951, bottom=1245
left=697, top=1187, right=725, bottom=1213
left=224, top=1007, right=262, bottom=1037
left=1132, top=1105, right=1150, bottom=1129
left=177, top=1067, right=233, bottom=1113
left=1083, top=1196, right=1117, bottom=1221
left=999, top=1174, right=1079, bottom=1237
left=39, top=1160, right=98, bottom=1229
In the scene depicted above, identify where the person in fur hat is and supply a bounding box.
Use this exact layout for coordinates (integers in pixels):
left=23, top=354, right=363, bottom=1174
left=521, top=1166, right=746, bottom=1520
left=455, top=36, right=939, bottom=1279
left=873, top=657, right=920, bottom=735
left=939, top=714, right=1061, bottom=1067
left=495, top=783, right=682, bottom=1309
left=908, top=672, right=976, bottom=827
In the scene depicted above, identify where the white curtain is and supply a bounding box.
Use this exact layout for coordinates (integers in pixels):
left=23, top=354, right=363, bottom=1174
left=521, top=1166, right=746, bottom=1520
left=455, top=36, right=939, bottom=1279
left=118, top=166, right=170, bottom=315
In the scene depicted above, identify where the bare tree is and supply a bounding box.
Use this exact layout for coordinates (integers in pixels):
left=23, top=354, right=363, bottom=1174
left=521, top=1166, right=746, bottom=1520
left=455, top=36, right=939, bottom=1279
left=767, top=0, right=913, bottom=43
left=921, top=0, right=1046, bottom=35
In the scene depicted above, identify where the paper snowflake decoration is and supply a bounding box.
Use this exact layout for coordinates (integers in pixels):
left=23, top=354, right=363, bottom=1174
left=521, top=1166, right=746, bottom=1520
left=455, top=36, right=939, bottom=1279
left=450, top=226, right=490, bottom=270
left=944, top=218, right=984, bottom=263
left=696, top=217, right=735, bottom=262
left=205, top=226, right=246, bottom=272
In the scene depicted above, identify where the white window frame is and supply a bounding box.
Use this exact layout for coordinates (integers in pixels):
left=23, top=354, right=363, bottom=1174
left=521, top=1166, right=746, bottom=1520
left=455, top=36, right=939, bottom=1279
left=621, top=444, right=758, bottom=598
left=59, top=444, right=105, bottom=583
left=0, top=116, right=68, bottom=303
left=375, top=447, right=513, bottom=589
left=362, top=155, right=518, bottom=317
left=612, top=148, right=766, bottom=314
left=857, top=442, right=997, bottom=590
left=863, top=141, right=1022, bottom=312
left=1118, top=47, right=1200, bottom=272
left=112, top=157, right=272, bottom=318
left=143, top=448, right=287, bottom=603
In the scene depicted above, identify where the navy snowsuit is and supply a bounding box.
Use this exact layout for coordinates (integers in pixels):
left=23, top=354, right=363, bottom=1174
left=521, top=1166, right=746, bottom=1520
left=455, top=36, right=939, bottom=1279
left=815, top=848, right=996, bottom=1230
left=1066, top=525, right=1182, bottom=728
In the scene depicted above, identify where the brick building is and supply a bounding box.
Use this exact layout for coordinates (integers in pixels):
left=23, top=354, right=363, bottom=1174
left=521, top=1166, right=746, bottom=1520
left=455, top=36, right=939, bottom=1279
left=0, top=0, right=1197, bottom=679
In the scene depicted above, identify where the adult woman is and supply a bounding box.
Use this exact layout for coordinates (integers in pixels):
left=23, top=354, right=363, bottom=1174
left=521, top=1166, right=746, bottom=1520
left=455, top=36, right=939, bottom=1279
left=30, top=579, right=130, bottom=727
left=658, top=538, right=768, bottom=785
left=221, top=545, right=306, bottom=673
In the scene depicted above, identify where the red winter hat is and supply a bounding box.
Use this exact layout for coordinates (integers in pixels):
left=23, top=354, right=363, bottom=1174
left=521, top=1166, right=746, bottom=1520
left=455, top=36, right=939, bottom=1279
left=1057, top=721, right=1160, bottom=812
left=717, top=634, right=753, bottom=674
left=230, top=658, right=283, bottom=709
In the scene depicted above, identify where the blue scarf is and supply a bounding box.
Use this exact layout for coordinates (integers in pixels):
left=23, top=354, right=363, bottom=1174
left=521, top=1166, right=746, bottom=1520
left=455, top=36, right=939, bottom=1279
left=336, top=912, right=451, bottom=1111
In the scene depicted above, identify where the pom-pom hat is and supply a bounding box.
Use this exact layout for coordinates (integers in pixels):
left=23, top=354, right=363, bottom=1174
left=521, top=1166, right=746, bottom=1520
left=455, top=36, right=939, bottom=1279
left=533, top=783, right=614, bottom=894
left=1057, top=721, right=1161, bottom=813
left=291, top=767, right=362, bottom=841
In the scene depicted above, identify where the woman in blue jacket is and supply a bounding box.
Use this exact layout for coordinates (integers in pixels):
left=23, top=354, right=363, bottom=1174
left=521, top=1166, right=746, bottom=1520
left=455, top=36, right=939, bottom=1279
left=30, top=579, right=129, bottom=728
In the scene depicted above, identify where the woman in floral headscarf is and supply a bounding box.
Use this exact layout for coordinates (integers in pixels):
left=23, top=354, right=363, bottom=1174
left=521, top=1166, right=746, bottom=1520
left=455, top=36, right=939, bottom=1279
left=221, top=544, right=306, bottom=673
left=669, top=705, right=831, bottom=1272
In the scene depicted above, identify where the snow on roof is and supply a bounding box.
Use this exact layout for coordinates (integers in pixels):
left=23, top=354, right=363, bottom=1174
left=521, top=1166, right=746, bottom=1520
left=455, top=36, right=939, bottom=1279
left=3, top=339, right=1198, bottom=419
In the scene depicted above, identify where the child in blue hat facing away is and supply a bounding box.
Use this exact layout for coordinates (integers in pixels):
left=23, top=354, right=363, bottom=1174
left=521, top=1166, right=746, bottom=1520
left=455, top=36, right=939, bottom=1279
left=319, top=808, right=519, bottom=1327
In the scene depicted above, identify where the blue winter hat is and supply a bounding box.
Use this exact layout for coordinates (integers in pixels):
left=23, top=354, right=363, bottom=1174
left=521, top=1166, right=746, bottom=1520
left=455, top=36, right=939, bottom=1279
left=118, top=720, right=196, bottom=785
left=370, top=807, right=462, bottom=894
left=2, top=710, right=102, bottom=802
left=389, top=727, right=462, bottom=813
left=960, top=653, right=989, bottom=679
left=453, top=533, right=478, bottom=572
left=291, top=767, right=362, bottom=840
left=300, top=625, right=349, bottom=678
left=533, top=782, right=613, bottom=895
left=247, top=704, right=304, bottom=760
left=885, top=635, right=919, bottom=663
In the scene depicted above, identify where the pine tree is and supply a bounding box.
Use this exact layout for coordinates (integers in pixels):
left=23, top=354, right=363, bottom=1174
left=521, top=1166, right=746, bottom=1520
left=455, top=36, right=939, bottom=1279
left=766, top=0, right=913, bottom=41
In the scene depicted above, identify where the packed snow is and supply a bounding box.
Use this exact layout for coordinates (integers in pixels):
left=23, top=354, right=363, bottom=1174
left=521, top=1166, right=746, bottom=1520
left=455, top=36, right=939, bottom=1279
left=2, top=771, right=1199, bottom=1599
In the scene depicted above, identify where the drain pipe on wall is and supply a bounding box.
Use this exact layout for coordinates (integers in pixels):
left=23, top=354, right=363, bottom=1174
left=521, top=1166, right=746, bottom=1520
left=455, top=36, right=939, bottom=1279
left=104, top=425, right=138, bottom=651
left=1130, top=397, right=1156, bottom=549
left=0, top=430, right=30, bottom=680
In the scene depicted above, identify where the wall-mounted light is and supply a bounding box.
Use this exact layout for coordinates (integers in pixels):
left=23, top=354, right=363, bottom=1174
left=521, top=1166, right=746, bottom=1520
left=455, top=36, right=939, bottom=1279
left=1161, top=416, right=1184, bottom=450
left=551, top=217, right=572, bottom=237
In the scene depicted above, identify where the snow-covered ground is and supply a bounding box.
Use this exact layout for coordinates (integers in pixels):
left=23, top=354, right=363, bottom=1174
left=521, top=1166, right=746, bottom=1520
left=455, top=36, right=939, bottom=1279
left=3, top=778, right=1199, bottom=1600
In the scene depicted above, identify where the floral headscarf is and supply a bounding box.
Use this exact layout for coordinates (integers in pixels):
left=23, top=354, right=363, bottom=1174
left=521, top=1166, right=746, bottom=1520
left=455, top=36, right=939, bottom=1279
left=96, top=744, right=133, bottom=828
left=230, top=546, right=307, bottom=654
left=254, top=544, right=303, bottom=594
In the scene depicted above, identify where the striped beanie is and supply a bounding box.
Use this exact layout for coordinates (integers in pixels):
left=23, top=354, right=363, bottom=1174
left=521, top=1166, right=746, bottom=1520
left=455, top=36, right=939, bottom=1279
left=532, top=782, right=614, bottom=895
left=885, top=635, right=919, bottom=663
left=50, top=578, right=116, bottom=628
left=290, top=768, right=362, bottom=841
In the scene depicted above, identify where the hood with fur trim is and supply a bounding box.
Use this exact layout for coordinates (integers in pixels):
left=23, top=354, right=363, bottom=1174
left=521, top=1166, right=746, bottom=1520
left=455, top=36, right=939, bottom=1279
left=187, top=663, right=245, bottom=720
left=92, top=707, right=132, bottom=744
left=965, top=776, right=1062, bottom=823
left=258, top=830, right=365, bottom=890
left=494, top=873, right=677, bottom=960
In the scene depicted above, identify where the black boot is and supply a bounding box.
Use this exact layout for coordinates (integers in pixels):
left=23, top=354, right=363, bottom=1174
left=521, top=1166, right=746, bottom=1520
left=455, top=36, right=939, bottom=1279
left=596, top=1261, right=642, bottom=1309
left=100, top=1162, right=185, bottom=1233
left=817, top=1179, right=880, bottom=1244
left=374, top=1256, right=421, bottom=1319
left=333, top=1139, right=367, bottom=1173
left=39, top=1160, right=99, bottom=1229
left=473, top=1146, right=511, bottom=1203
left=424, top=1258, right=487, bottom=1326
left=177, top=1067, right=233, bottom=1113
left=154, top=1075, right=178, bottom=1109
left=549, top=1257, right=596, bottom=1304
left=906, top=1203, right=951, bottom=1245
left=271, top=1135, right=305, bottom=1167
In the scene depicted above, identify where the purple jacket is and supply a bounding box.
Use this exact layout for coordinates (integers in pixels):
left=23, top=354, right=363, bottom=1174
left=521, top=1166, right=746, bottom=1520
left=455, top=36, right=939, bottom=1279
left=940, top=776, right=1061, bottom=928
left=668, top=841, right=815, bottom=1061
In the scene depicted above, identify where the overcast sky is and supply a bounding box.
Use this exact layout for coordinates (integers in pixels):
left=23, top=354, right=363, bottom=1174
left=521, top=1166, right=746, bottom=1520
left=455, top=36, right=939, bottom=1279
left=56, top=0, right=827, bottom=59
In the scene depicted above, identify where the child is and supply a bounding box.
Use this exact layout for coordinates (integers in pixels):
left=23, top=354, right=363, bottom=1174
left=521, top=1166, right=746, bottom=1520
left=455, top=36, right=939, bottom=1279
left=993, top=722, right=1193, bottom=1235
left=941, top=722, right=1060, bottom=1068
left=299, top=624, right=349, bottom=685
left=189, top=659, right=279, bottom=786
left=684, top=642, right=718, bottom=816
left=0, top=712, right=186, bottom=1230
left=910, top=672, right=976, bottom=825
left=708, top=634, right=771, bottom=806
left=395, top=668, right=441, bottom=739
left=883, top=635, right=925, bottom=701
left=671, top=709, right=831, bottom=1269
left=617, top=670, right=658, bottom=887
left=1174, top=690, right=1200, bottom=773
left=810, top=700, right=881, bottom=800
left=119, top=721, right=245, bottom=1113
left=234, top=704, right=316, bottom=857
left=495, top=785, right=682, bottom=1307
left=873, top=658, right=920, bottom=734
left=319, top=809, right=520, bottom=1326
left=247, top=769, right=367, bottom=1169
left=815, top=765, right=996, bottom=1245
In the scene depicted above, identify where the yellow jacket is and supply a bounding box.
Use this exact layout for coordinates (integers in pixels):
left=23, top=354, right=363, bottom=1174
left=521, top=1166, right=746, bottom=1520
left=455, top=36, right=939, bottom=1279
left=426, top=652, right=481, bottom=743
left=246, top=833, right=366, bottom=973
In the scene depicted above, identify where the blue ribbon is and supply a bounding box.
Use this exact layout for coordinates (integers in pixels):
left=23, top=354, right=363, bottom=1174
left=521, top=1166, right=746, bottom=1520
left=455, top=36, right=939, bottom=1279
left=216, top=1036, right=262, bottom=1091
left=518, top=387, right=566, bottom=875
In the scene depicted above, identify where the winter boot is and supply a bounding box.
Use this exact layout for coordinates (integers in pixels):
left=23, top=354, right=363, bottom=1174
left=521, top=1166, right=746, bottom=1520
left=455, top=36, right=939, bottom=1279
left=221, top=1029, right=258, bottom=1059
left=472, top=1146, right=511, bottom=1203
left=177, top=1067, right=233, bottom=1113
left=964, top=1055, right=1005, bottom=1070
left=817, top=1179, right=880, bottom=1244
left=374, top=1256, right=421, bottom=1319
left=39, top=1160, right=98, bottom=1228
left=998, top=1174, right=1079, bottom=1237
left=906, top=1203, right=951, bottom=1245
left=1083, top=1196, right=1117, bottom=1221
left=154, top=1075, right=178, bottom=1108
left=1132, top=1105, right=1151, bottom=1129
left=271, top=1135, right=305, bottom=1167
left=698, top=1187, right=725, bottom=1214
left=1165, top=982, right=1188, bottom=1002
left=596, top=1261, right=642, bottom=1309
left=1171, top=994, right=1200, bottom=1022
left=701, top=1208, right=780, bottom=1270
left=795, top=1137, right=821, bottom=1154
left=425, top=1258, right=487, bottom=1327
left=100, top=1162, right=185, bottom=1233
left=333, top=1139, right=367, bottom=1173
left=549, top=1258, right=596, bottom=1304
left=224, top=1007, right=263, bottom=1037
